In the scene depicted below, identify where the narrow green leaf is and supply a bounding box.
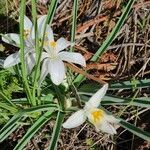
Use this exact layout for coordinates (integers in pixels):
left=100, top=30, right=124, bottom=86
left=32, top=0, right=58, bottom=98
left=0, top=104, right=57, bottom=142
left=91, top=0, right=135, bottom=60
left=120, top=120, right=150, bottom=141
left=20, top=0, right=33, bottom=104
left=80, top=94, right=150, bottom=108
left=102, top=96, right=150, bottom=107
left=74, top=0, right=136, bottom=85
left=110, top=79, right=150, bottom=89
left=22, top=104, right=57, bottom=113
left=0, top=91, right=17, bottom=108
left=49, top=111, right=65, bottom=150
left=0, top=124, right=19, bottom=142
left=0, top=113, right=23, bottom=142
left=70, top=0, right=78, bottom=51
left=0, top=102, right=17, bottom=113
left=78, top=79, right=150, bottom=93
left=14, top=110, right=55, bottom=150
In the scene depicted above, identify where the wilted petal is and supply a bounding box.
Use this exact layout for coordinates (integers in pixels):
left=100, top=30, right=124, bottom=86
left=56, top=38, right=71, bottom=52
left=26, top=53, right=36, bottom=74
left=48, top=59, right=65, bottom=85
left=24, top=16, right=32, bottom=31
left=2, top=33, right=20, bottom=46
left=86, top=84, right=108, bottom=108
left=39, top=58, right=49, bottom=85
left=4, top=52, right=20, bottom=68
left=58, top=52, right=86, bottom=67
left=98, top=121, right=117, bottom=134
left=63, top=110, right=86, bottom=129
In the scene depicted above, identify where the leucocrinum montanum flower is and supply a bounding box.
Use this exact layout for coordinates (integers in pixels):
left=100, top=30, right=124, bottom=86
left=40, top=26, right=86, bottom=85
left=2, top=15, right=46, bottom=73
left=63, top=84, right=120, bottom=134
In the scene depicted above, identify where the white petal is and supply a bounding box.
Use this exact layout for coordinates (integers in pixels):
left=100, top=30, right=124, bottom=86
left=56, top=38, right=71, bottom=52
left=25, top=53, right=36, bottom=74
left=39, top=58, right=49, bottom=86
left=104, top=114, right=120, bottom=123
left=86, top=84, right=108, bottom=108
left=41, top=52, right=49, bottom=61
left=99, top=121, right=117, bottom=134
left=24, top=16, right=32, bottom=31
left=62, top=110, right=86, bottom=129
left=37, top=15, right=47, bottom=38
left=2, top=33, right=20, bottom=46
left=45, top=26, right=54, bottom=41
left=58, top=52, right=86, bottom=67
left=4, top=52, right=20, bottom=68
left=48, top=59, right=65, bottom=85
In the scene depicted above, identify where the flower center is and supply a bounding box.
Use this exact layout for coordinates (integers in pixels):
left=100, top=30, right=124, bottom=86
left=24, top=29, right=30, bottom=39
left=50, top=41, right=56, bottom=48
left=91, top=109, right=104, bottom=123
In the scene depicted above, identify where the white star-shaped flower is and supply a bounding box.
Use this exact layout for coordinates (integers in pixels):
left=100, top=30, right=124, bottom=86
left=39, top=26, right=86, bottom=85
left=63, top=84, right=119, bottom=134
left=2, top=15, right=47, bottom=74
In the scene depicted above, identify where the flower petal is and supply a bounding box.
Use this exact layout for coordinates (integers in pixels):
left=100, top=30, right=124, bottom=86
left=86, top=84, right=108, bottom=108
left=58, top=52, right=86, bottom=67
left=4, top=52, right=20, bottom=68
left=98, top=121, right=117, bottom=134
left=56, top=38, right=71, bottom=52
left=37, top=15, right=47, bottom=38
left=24, top=16, right=32, bottom=31
left=2, top=33, right=20, bottom=46
left=104, top=114, right=120, bottom=123
left=48, top=59, right=65, bottom=85
left=45, top=26, right=54, bottom=41
left=62, top=110, right=86, bottom=129
left=39, top=58, right=49, bottom=86
left=41, top=52, right=49, bottom=61
left=25, top=53, right=36, bottom=74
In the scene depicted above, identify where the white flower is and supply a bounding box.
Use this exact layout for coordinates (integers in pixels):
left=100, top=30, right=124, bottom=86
left=39, top=26, right=86, bottom=85
left=38, top=0, right=49, bottom=4
left=63, top=84, right=119, bottom=135
left=2, top=15, right=46, bottom=73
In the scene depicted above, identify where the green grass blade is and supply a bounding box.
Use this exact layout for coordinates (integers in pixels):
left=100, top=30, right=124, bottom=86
left=102, top=96, right=150, bottom=107
left=49, top=111, right=65, bottom=150
left=70, top=0, right=78, bottom=51
left=20, top=0, right=33, bottom=104
left=79, top=78, right=150, bottom=93
left=91, top=0, right=136, bottom=61
left=80, top=94, right=150, bottom=108
left=0, top=91, right=17, bottom=108
left=110, top=79, right=150, bottom=89
left=120, top=119, right=150, bottom=141
left=14, top=110, right=55, bottom=150
left=0, top=113, right=23, bottom=142
left=22, top=104, right=57, bottom=113
left=47, top=0, right=58, bottom=25
left=0, top=124, right=20, bottom=142
left=32, top=0, right=58, bottom=98
left=0, top=102, right=17, bottom=113
left=0, top=104, right=57, bottom=142
left=73, top=0, right=136, bottom=85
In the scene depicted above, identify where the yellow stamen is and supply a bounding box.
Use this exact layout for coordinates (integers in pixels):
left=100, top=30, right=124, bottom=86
left=91, top=109, right=104, bottom=123
left=45, top=32, right=48, bottom=37
left=24, top=29, right=30, bottom=38
left=50, top=41, right=56, bottom=48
